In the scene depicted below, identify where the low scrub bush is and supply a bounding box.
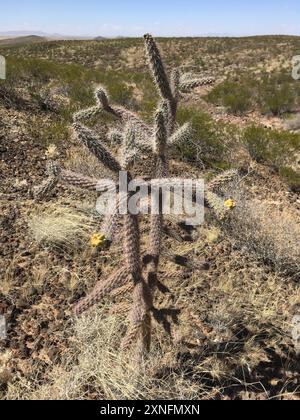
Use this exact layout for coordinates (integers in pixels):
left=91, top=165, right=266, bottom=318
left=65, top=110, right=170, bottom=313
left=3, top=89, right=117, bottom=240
left=259, top=72, right=296, bottom=116
left=224, top=193, right=300, bottom=280
left=206, top=80, right=253, bottom=115
left=175, top=107, right=238, bottom=167
left=279, top=167, right=300, bottom=192
left=206, top=70, right=300, bottom=116
left=242, top=125, right=300, bottom=167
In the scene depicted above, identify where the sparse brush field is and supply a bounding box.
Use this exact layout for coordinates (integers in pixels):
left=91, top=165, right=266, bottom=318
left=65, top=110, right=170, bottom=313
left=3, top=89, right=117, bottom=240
left=0, top=36, right=299, bottom=401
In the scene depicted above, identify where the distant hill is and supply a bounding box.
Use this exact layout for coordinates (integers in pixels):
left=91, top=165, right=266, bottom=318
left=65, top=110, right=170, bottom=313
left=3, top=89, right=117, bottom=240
left=94, top=36, right=107, bottom=41
left=0, top=35, right=47, bottom=46
left=0, top=31, right=97, bottom=41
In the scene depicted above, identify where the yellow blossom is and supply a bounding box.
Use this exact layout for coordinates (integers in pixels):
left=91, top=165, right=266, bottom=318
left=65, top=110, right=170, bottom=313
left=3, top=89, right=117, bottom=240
left=224, top=199, right=236, bottom=210
left=90, top=233, right=107, bottom=248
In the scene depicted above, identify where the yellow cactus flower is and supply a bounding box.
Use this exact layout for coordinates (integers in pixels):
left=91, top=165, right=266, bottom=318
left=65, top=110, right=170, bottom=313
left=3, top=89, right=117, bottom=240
left=224, top=199, right=236, bottom=210
left=91, top=233, right=107, bottom=248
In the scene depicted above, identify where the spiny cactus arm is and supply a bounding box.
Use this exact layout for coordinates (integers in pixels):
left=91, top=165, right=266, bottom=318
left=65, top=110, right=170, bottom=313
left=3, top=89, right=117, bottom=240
left=121, top=193, right=154, bottom=352
left=159, top=99, right=172, bottom=137
left=207, top=169, right=239, bottom=192
left=73, top=122, right=122, bottom=174
left=33, top=160, right=61, bottom=200
left=100, top=195, right=124, bottom=242
left=144, top=34, right=174, bottom=103
left=144, top=107, right=168, bottom=295
left=168, top=122, right=194, bottom=148
left=144, top=34, right=178, bottom=135
left=121, top=280, right=152, bottom=352
left=73, top=105, right=102, bottom=122
left=153, top=108, right=169, bottom=177
left=74, top=267, right=131, bottom=316
left=154, top=109, right=167, bottom=156
left=179, top=74, right=215, bottom=93
left=110, top=282, right=133, bottom=299
left=49, top=161, right=116, bottom=193
left=121, top=124, right=139, bottom=170
left=34, top=161, right=116, bottom=200
left=170, top=69, right=181, bottom=101
left=95, top=86, right=152, bottom=137
left=108, top=128, right=123, bottom=145
left=110, top=302, right=131, bottom=316
left=61, top=169, right=116, bottom=192
left=123, top=212, right=142, bottom=276
left=33, top=175, right=59, bottom=200
left=205, top=191, right=228, bottom=220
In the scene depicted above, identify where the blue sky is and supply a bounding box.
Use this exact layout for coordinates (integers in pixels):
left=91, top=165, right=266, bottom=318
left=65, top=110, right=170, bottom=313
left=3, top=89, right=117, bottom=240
left=1, top=0, right=300, bottom=37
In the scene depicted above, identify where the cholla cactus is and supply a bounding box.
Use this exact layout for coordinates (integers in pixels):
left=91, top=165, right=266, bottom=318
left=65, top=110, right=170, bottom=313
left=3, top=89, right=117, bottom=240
left=34, top=34, right=236, bottom=357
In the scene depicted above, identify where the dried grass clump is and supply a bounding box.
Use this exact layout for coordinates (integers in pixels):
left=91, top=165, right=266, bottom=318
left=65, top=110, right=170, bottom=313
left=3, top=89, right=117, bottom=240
left=28, top=203, right=98, bottom=252
left=4, top=307, right=207, bottom=400
left=224, top=195, right=300, bottom=279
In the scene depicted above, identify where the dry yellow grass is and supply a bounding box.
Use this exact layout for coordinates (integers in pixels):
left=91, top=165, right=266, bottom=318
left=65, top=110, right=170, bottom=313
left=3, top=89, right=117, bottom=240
left=28, top=202, right=100, bottom=253
left=4, top=240, right=299, bottom=400
left=224, top=195, right=300, bottom=279
left=4, top=306, right=209, bottom=400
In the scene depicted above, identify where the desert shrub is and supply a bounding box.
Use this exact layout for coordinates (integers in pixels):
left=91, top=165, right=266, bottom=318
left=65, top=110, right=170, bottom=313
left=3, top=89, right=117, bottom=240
left=5, top=57, right=136, bottom=114
left=205, top=40, right=224, bottom=55
left=279, top=167, right=300, bottom=192
left=261, top=87, right=295, bottom=116
left=242, top=125, right=300, bottom=167
left=0, top=81, right=28, bottom=110
left=224, top=194, right=300, bottom=280
left=206, top=80, right=253, bottom=115
left=175, top=107, right=238, bottom=167
left=28, top=118, right=69, bottom=147
left=259, top=72, right=296, bottom=116
left=206, top=70, right=300, bottom=116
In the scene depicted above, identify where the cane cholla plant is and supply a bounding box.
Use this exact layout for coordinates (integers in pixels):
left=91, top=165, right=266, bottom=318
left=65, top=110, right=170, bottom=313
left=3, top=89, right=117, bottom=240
left=34, top=34, right=238, bottom=356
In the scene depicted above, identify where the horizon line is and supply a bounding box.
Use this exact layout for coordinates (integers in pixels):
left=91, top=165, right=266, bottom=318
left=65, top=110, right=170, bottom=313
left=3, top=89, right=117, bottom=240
left=1, top=30, right=300, bottom=39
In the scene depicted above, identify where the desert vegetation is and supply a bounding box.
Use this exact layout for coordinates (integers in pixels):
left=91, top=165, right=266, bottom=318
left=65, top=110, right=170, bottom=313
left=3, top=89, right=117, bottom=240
left=0, top=34, right=299, bottom=400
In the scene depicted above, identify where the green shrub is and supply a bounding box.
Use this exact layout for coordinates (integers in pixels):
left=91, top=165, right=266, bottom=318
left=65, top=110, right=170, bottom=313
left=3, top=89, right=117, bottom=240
left=206, top=70, right=299, bottom=117
left=5, top=57, right=136, bottom=110
left=206, top=80, right=253, bottom=115
left=28, top=118, right=69, bottom=147
left=279, top=167, right=300, bottom=192
left=259, top=72, right=296, bottom=116
left=243, top=125, right=300, bottom=166
left=175, top=107, right=237, bottom=167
